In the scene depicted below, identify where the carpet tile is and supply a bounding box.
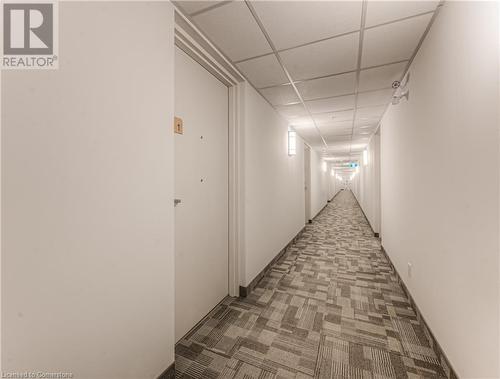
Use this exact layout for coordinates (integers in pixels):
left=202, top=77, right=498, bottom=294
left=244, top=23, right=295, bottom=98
left=175, top=190, right=448, bottom=378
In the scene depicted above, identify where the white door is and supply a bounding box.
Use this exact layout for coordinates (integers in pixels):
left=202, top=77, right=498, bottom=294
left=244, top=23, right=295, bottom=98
left=174, top=47, right=229, bottom=341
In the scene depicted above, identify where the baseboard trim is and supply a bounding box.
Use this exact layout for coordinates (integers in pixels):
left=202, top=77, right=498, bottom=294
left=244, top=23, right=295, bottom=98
left=239, top=226, right=306, bottom=298
left=380, top=245, right=458, bottom=379
left=157, top=362, right=175, bottom=379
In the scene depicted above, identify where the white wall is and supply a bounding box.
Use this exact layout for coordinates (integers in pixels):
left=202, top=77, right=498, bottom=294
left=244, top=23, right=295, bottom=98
left=241, top=83, right=305, bottom=286
left=352, top=132, right=381, bottom=234
left=309, top=149, right=328, bottom=218
left=1, top=3, right=175, bottom=378
left=380, top=2, right=499, bottom=377
left=497, top=4, right=500, bottom=376
left=351, top=170, right=360, bottom=200
left=327, top=164, right=342, bottom=201
left=327, top=167, right=335, bottom=200
left=241, top=83, right=333, bottom=286
left=351, top=166, right=361, bottom=202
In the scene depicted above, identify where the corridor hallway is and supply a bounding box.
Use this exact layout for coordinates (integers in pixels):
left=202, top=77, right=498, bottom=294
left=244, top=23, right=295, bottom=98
left=175, top=190, right=448, bottom=378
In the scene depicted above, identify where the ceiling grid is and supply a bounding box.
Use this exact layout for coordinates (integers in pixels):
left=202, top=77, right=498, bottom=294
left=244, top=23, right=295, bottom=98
left=258, top=58, right=409, bottom=91
left=244, top=0, right=328, bottom=148
left=175, top=0, right=441, bottom=161
left=349, top=0, right=367, bottom=159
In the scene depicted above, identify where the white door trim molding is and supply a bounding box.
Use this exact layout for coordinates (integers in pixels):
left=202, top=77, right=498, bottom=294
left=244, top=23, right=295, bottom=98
left=174, top=8, right=244, bottom=297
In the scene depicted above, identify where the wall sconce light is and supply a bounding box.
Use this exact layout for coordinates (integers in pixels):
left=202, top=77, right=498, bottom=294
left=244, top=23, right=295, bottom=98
left=363, top=149, right=368, bottom=166
left=288, top=129, right=297, bottom=156
left=322, top=161, right=327, bottom=173
left=330, top=169, right=335, bottom=177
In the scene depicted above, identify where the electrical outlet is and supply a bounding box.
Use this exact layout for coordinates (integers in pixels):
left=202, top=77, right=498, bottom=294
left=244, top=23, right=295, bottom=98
left=407, top=262, right=412, bottom=278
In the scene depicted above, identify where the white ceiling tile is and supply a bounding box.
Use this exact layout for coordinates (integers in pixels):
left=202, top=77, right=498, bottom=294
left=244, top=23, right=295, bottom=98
left=306, top=95, right=355, bottom=114
left=355, top=119, right=380, bottom=129
left=294, top=126, right=318, bottom=137
left=193, top=2, right=272, bottom=62
left=357, top=89, right=393, bottom=108
left=355, top=105, right=386, bottom=119
left=296, top=130, right=324, bottom=147
left=275, top=103, right=308, bottom=119
left=353, top=130, right=373, bottom=138
left=314, top=109, right=354, bottom=124
left=260, top=84, right=299, bottom=106
left=293, top=128, right=315, bottom=140
left=319, top=128, right=352, bottom=139
left=289, top=117, right=315, bottom=128
left=331, top=110, right=354, bottom=122
left=317, top=120, right=353, bottom=129
left=237, top=54, right=288, bottom=88
left=296, top=72, right=356, bottom=101
left=308, top=142, right=327, bottom=150
left=324, top=140, right=352, bottom=152
left=366, top=1, right=438, bottom=27
left=177, top=1, right=227, bottom=15
left=321, top=132, right=352, bottom=141
left=324, top=131, right=353, bottom=140
left=354, top=132, right=376, bottom=140
left=326, top=156, right=351, bottom=163
left=354, top=121, right=378, bottom=129
left=359, top=61, right=407, bottom=91
left=252, top=1, right=362, bottom=50
left=350, top=138, right=369, bottom=152
left=361, top=13, right=433, bottom=68
left=327, top=150, right=349, bottom=157
left=280, top=33, right=359, bottom=80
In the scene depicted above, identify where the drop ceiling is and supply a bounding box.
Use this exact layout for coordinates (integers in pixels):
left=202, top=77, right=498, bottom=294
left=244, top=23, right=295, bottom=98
left=175, top=0, right=440, bottom=158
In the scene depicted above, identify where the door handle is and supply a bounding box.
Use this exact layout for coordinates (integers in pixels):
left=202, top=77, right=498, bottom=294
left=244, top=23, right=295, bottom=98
left=174, top=198, right=182, bottom=207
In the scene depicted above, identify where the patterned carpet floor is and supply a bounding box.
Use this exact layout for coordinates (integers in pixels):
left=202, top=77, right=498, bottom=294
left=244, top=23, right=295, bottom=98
left=175, top=190, right=448, bottom=378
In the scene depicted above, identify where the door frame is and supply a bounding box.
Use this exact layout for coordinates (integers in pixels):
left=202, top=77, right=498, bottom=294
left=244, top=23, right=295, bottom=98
left=174, top=7, right=244, bottom=297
